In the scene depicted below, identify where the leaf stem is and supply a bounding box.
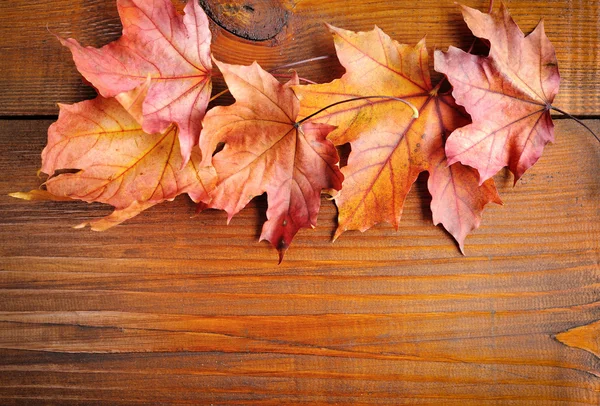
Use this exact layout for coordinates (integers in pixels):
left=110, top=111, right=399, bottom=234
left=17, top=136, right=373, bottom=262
left=272, top=74, right=318, bottom=84
left=550, top=106, right=600, bottom=143
left=268, top=55, right=330, bottom=72
left=209, top=88, right=229, bottom=102
left=296, top=96, right=419, bottom=126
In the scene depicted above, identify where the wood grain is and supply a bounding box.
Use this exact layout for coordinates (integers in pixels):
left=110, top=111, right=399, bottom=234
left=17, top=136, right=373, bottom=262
left=1, top=0, right=599, bottom=404
left=1, top=117, right=599, bottom=403
left=0, top=0, right=599, bottom=116
left=556, top=321, right=600, bottom=360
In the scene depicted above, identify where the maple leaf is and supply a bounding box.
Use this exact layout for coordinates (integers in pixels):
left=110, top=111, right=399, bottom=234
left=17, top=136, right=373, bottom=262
left=434, top=3, right=560, bottom=183
left=13, top=95, right=215, bottom=230
left=293, top=26, right=501, bottom=252
left=59, top=0, right=212, bottom=163
left=199, top=59, right=344, bottom=261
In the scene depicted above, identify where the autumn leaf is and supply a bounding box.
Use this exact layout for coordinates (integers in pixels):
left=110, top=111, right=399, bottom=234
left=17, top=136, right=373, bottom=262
left=427, top=139, right=501, bottom=251
left=59, top=0, right=212, bottom=163
left=293, top=26, right=501, bottom=252
left=434, top=3, right=560, bottom=183
left=200, top=59, right=344, bottom=261
left=13, top=96, right=215, bottom=231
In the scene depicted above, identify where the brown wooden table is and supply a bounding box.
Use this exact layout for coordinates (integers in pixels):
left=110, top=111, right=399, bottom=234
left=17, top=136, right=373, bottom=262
left=1, top=0, right=599, bottom=404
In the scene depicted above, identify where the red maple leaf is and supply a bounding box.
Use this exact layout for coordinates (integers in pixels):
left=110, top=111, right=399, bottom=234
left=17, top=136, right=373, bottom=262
left=60, top=0, right=212, bottom=163
left=200, top=60, right=344, bottom=261
left=434, top=3, right=560, bottom=183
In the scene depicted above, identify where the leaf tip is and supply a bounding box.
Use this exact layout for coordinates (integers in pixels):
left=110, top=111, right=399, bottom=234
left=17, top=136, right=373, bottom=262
left=326, top=23, right=344, bottom=36
left=195, top=201, right=209, bottom=214
left=9, top=189, right=72, bottom=202
left=8, top=192, right=26, bottom=200
left=73, top=222, right=87, bottom=230
left=490, top=187, right=503, bottom=206
left=77, top=220, right=110, bottom=232
left=277, top=250, right=285, bottom=265
left=265, top=236, right=289, bottom=264
left=332, top=227, right=344, bottom=242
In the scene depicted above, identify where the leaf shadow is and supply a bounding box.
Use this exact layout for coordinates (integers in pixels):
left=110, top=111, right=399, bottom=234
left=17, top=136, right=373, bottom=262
left=326, top=142, right=351, bottom=241
left=253, top=193, right=268, bottom=240
left=414, top=171, right=433, bottom=223
left=415, top=172, right=469, bottom=254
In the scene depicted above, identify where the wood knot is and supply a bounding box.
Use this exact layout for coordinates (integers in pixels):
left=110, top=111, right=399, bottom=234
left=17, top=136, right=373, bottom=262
left=199, top=0, right=289, bottom=41
left=555, top=320, right=600, bottom=359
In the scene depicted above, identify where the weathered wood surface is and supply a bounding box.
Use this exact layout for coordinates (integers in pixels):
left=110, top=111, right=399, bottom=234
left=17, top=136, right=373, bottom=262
left=0, top=0, right=599, bottom=404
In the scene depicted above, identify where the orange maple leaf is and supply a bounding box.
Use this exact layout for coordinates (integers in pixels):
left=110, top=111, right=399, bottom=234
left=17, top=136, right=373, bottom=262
left=13, top=96, right=215, bottom=230
left=200, top=60, right=344, bottom=261
left=59, top=0, right=212, bottom=163
left=294, top=26, right=501, bottom=252
left=434, top=4, right=560, bottom=183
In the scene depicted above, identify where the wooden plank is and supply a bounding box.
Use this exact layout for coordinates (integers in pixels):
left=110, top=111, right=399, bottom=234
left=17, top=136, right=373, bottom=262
left=1, top=113, right=599, bottom=403
left=1, top=0, right=599, bottom=402
left=0, top=0, right=599, bottom=116
left=2, top=118, right=599, bottom=263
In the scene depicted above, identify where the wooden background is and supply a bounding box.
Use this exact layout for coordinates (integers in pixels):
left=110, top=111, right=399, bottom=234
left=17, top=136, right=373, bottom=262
left=1, top=0, right=599, bottom=404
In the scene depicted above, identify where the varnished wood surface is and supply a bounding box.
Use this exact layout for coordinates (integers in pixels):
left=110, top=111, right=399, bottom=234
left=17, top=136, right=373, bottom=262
left=1, top=0, right=599, bottom=116
left=1, top=0, right=599, bottom=404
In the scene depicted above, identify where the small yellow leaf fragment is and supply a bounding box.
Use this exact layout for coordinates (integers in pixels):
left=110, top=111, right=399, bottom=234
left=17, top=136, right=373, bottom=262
left=9, top=190, right=73, bottom=202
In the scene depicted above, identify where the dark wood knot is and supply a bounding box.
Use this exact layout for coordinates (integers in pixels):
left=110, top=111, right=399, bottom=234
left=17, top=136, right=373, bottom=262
left=199, top=0, right=289, bottom=41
